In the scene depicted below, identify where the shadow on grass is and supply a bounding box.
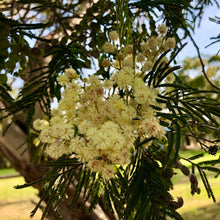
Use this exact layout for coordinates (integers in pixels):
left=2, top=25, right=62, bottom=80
left=0, top=199, right=29, bottom=207
left=182, top=202, right=220, bottom=220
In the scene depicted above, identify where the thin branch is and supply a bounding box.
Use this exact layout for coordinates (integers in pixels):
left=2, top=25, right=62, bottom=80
left=186, top=133, right=217, bottom=145
left=188, top=34, right=220, bottom=91
left=168, top=9, right=220, bottom=91
left=52, top=7, right=70, bottom=37
left=194, top=122, right=220, bottom=132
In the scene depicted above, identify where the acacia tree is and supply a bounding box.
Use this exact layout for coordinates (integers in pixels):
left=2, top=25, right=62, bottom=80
left=176, top=54, right=220, bottom=149
left=0, top=0, right=220, bottom=220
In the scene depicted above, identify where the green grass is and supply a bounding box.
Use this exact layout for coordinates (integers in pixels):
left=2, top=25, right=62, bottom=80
left=0, top=176, right=38, bottom=201
left=0, top=168, right=37, bottom=201
left=171, top=176, right=220, bottom=220
left=0, top=168, right=18, bottom=176
left=182, top=202, right=220, bottom=220
left=0, top=150, right=219, bottom=219
left=0, top=176, right=41, bottom=220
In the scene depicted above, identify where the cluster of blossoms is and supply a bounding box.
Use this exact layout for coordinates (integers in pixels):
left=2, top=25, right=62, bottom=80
left=33, top=25, right=175, bottom=179
left=103, top=24, right=175, bottom=72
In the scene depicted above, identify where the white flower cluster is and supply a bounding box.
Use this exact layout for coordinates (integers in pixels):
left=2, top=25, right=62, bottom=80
left=33, top=26, right=175, bottom=179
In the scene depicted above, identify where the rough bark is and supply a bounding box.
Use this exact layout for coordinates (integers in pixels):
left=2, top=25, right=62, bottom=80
left=0, top=32, right=110, bottom=218
left=0, top=35, right=112, bottom=220
left=0, top=1, right=117, bottom=219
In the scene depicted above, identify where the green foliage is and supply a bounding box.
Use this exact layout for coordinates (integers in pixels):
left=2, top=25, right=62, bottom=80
left=207, top=16, right=220, bottom=48
left=130, top=0, right=219, bottom=43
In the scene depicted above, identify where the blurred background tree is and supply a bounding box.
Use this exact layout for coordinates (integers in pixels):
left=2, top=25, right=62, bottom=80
left=177, top=54, right=220, bottom=150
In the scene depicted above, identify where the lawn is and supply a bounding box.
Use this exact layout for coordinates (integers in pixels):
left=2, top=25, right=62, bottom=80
left=0, top=176, right=38, bottom=201
left=0, top=174, right=42, bottom=220
left=0, top=149, right=219, bottom=220
left=0, top=168, right=19, bottom=176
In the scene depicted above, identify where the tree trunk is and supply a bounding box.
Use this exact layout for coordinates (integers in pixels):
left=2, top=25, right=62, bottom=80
left=0, top=1, right=118, bottom=218
left=0, top=121, right=110, bottom=220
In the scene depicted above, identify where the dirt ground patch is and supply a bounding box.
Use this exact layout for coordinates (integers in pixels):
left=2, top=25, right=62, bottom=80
left=0, top=176, right=43, bottom=220
left=0, top=198, right=42, bottom=220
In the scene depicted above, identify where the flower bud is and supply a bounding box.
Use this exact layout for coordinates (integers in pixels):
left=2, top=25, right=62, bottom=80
left=180, top=165, right=190, bottom=176
left=165, top=37, right=176, bottom=49
left=158, top=24, right=167, bottom=35
left=109, top=31, right=119, bottom=41
left=136, top=53, right=145, bottom=63
left=33, top=138, right=40, bottom=147
left=103, top=42, right=116, bottom=53
left=124, top=44, right=133, bottom=54
left=116, top=53, right=125, bottom=61
left=189, top=174, right=198, bottom=186
left=191, top=183, right=197, bottom=195
left=208, top=145, right=218, bottom=155
left=102, top=59, right=111, bottom=68
left=82, top=78, right=88, bottom=83
left=177, top=197, right=184, bottom=208
left=196, top=187, right=201, bottom=194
